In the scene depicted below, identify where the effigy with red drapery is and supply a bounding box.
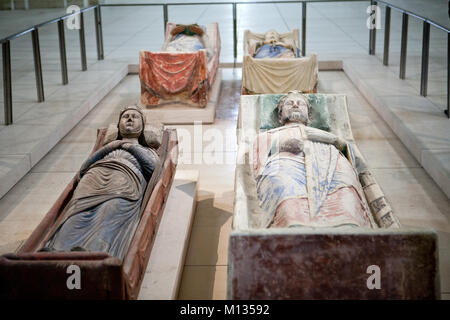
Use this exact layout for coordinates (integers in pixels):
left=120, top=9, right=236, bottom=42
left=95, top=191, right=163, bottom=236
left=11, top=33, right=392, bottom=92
left=140, top=50, right=209, bottom=107
left=139, top=22, right=220, bottom=108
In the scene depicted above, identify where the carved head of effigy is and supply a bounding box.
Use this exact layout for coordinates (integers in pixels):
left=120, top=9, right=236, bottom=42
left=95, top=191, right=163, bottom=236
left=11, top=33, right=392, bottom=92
left=277, top=90, right=311, bottom=126
left=265, top=30, right=280, bottom=42
left=117, top=105, right=147, bottom=144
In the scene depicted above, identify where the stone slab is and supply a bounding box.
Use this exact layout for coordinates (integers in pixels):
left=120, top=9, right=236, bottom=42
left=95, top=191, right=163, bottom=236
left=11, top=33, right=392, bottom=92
left=422, top=150, right=450, bottom=199
left=0, top=155, right=30, bottom=200
left=318, top=60, right=343, bottom=70
left=142, top=70, right=222, bottom=125
left=228, top=228, right=440, bottom=300
left=138, top=170, right=198, bottom=300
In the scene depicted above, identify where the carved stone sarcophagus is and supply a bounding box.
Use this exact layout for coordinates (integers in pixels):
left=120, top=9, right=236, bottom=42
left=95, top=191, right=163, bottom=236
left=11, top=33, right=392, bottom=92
left=229, top=93, right=440, bottom=299
left=0, top=124, right=178, bottom=300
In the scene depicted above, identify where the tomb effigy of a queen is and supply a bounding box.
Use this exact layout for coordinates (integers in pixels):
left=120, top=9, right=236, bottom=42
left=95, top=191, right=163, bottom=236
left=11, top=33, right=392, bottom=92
left=0, top=106, right=178, bottom=299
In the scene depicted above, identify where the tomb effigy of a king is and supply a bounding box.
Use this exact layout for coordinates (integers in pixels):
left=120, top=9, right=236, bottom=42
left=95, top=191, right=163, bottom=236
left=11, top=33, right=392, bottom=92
left=242, top=29, right=318, bottom=95
left=253, top=91, right=378, bottom=229
left=229, top=91, right=439, bottom=299
left=0, top=106, right=178, bottom=300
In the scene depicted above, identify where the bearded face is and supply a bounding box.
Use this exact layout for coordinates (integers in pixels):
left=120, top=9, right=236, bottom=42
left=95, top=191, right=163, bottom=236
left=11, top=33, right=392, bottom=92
left=279, top=97, right=310, bottom=125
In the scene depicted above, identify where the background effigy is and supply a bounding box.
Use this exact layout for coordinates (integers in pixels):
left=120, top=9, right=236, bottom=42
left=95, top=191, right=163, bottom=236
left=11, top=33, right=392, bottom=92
left=229, top=92, right=439, bottom=299
left=242, top=29, right=318, bottom=95
left=140, top=22, right=221, bottom=108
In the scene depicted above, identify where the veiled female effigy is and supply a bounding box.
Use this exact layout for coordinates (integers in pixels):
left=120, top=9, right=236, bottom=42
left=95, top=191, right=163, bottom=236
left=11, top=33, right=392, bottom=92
left=229, top=92, right=439, bottom=299
left=140, top=22, right=221, bottom=108
left=0, top=107, right=178, bottom=300
left=242, top=29, right=318, bottom=95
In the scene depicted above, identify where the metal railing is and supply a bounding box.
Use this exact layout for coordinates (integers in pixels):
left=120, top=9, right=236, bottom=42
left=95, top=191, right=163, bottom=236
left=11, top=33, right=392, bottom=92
left=2, top=0, right=369, bottom=126
left=369, top=0, right=450, bottom=117
left=2, top=0, right=448, bottom=126
left=100, top=1, right=326, bottom=63
left=0, top=5, right=104, bottom=125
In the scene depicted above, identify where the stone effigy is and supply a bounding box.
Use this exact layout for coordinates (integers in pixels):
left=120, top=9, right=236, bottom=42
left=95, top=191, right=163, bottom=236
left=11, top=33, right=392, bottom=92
left=140, top=22, right=221, bottom=108
left=0, top=106, right=179, bottom=299
left=41, top=106, right=160, bottom=259
left=229, top=92, right=439, bottom=299
left=253, top=91, right=379, bottom=229
left=242, top=29, right=318, bottom=95
left=250, top=30, right=298, bottom=59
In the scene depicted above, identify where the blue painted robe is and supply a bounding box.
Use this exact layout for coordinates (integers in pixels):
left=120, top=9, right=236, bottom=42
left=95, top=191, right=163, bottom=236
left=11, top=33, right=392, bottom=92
left=254, top=44, right=297, bottom=59
left=43, top=141, right=158, bottom=259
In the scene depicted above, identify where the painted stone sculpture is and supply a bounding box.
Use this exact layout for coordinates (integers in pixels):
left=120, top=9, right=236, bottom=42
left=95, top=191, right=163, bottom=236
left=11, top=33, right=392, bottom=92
left=42, top=106, right=159, bottom=259
left=140, top=22, right=221, bottom=108
left=242, top=29, right=318, bottom=94
left=252, top=91, right=375, bottom=228
left=252, top=30, right=297, bottom=59
left=229, top=93, right=439, bottom=300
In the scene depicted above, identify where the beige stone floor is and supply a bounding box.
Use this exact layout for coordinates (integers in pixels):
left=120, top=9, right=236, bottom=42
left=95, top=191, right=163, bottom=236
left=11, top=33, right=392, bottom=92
left=0, top=68, right=448, bottom=299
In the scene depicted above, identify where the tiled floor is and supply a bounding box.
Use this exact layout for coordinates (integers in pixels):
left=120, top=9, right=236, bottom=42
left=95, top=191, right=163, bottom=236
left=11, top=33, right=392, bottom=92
left=0, top=1, right=448, bottom=300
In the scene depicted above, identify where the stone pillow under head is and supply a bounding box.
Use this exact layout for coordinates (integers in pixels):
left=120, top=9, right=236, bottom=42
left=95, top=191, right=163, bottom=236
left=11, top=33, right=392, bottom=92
left=259, top=93, right=331, bottom=131
left=104, top=122, right=163, bottom=149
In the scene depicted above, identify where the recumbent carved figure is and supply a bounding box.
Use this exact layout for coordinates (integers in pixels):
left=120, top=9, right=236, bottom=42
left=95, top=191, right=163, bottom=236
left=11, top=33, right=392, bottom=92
left=252, top=91, right=376, bottom=228
left=42, top=106, right=160, bottom=259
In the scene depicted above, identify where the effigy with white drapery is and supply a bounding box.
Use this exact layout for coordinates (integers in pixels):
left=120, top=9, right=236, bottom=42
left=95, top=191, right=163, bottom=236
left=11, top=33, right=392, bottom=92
left=242, top=29, right=318, bottom=95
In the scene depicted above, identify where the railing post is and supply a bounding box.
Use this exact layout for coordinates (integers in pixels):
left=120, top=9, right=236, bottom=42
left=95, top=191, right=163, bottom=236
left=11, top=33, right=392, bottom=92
left=383, top=6, right=391, bottom=65
left=420, top=21, right=430, bottom=97
left=31, top=28, right=44, bottom=102
left=2, top=41, right=12, bottom=125
left=58, top=19, right=68, bottom=85
left=302, top=1, right=306, bottom=56
left=79, top=11, right=87, bottom=71
left=95, top=5, right=104, bottom=60
left=399, top=13, right=408, bottom=79
left=446, top=32, right=449, bottom=118
left=163, top=4, right=168, bottom=34
left=369, top=0, right=377, bottom=55
left=233, top=2, right=237, bottom=65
